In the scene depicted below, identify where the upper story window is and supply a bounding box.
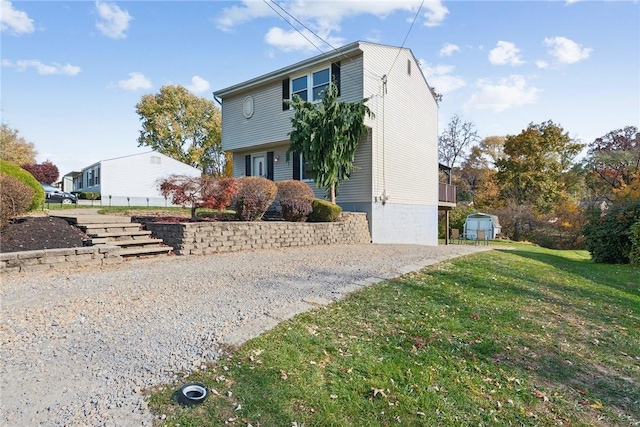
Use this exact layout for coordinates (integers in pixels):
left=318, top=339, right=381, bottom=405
left=283, top=62, right=341, bottom=110
left=292, top=75, right=308, bottom=101
left=151, top=156, right=162, bottom=164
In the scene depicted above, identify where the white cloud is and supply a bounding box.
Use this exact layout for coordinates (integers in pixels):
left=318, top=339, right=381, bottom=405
left=1, top=0, right=34, bottom=34
left=265, top=27, right=344, bottom=53
left=544, top=36, right=592, bottom=64
left=95, top=1, right=132, bottom=39
left=488, top=41, right=524, bottom=66
left=536, top=60, right=549, bottom=69
left=118, top=72, right=151, bottom=91
left=185, top=76, right=210, bottom=94
left=216, top=1, right=448, bottom=52
left=464, top=75, right=539, bottom=112
left=419, top=61, right=466, bottom=94
left=2, top=59, right=81, bottom=75
left=565, top=0, right=580, bottom=4
left=439, top=43, right=460, bottom=57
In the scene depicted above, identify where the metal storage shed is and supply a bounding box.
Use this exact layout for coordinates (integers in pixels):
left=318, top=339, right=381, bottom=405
left=463, top=213, right=502, bottom=240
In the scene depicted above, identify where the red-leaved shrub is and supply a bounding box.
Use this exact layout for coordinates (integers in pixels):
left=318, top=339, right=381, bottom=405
left=158, top=174, right=238, bottom=221
left=280, top=198, right=313, bottom=222
left=0, top=174, right=35, bottom=226
left=21, top=161, right=60, bottom=184
left=235, top=177, right=277, bottom=221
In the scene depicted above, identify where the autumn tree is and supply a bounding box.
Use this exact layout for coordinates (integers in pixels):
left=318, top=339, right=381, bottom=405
left=286, top=82, right=372, bottom=204
left=21, top=161, right=59, bottom=184
left=158, top=174, right=237, bottom=221
left=136, top=85, right=224, bottom=174
left=438, top=115, right=479, bottom=168
left=496, top=121, right=583, bottom=213
left=478, top=136, right=505, bottom=168
left=0, top=124, right=37, bottom=165
left=583, top=126, right=639, bottom=199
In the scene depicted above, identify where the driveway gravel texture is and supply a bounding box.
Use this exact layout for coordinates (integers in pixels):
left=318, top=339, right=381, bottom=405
left=0, top=243, right=490, bottom=426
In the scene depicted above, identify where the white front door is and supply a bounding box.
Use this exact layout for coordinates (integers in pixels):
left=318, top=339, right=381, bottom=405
left=253, top=156, right=265, bottom=177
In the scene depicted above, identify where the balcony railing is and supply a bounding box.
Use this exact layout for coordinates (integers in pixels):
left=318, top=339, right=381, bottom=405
left=439, top=183, right=456, bottom=204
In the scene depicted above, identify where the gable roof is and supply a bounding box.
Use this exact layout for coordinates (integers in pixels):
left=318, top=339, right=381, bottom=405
left=214, top=41, right=434, bottom=103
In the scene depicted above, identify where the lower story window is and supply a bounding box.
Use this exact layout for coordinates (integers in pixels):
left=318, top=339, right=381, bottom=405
left=301, top=154, right=312, bottom=180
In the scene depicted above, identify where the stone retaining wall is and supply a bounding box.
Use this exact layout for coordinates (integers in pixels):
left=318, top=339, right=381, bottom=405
left=145, top=212, right=371, bottom=256
left=0, top=245, right=122, bottom=274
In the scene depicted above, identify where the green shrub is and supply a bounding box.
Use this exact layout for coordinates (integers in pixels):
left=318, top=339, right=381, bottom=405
left=307, top=199, right=342, bottom=222
left=0, top=174, right=35, bottom=226
left=629, top=221, right=640, bottom=265
left=78, top=192, right=101, bottom=200
left=276, top=180, right=315, bottom=203
left=281, top=198, right=313, bottom=222
left=583, top=200, right=640, bottom=264
left=235, top=176, right=277, bottom=221
left=0, top=159, right=44, bottom=210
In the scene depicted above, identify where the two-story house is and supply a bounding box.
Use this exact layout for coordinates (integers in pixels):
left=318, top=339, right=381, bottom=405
left=214, top=41, right=439, bottom=245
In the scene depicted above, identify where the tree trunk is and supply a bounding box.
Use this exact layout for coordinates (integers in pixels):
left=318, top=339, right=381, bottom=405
left=330, top=184, right=336, bottom=204
left=190, top=205, right=197, bottom=221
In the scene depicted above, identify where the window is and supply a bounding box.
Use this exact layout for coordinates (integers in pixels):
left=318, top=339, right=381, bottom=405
left=292, top=75, right=308, bottom=101
left=312, top=68, right=330, bottom=101
left=95, top=167, right=100, bottom=185
left=151, top=156, right=161, bottom=164
left=284, top=62, right=341, bottom=107
left=300, top=153, right=312, bottom=181
left=88, top=170, right=94, bottom=187
left=407, top=59, right=412, bottom=76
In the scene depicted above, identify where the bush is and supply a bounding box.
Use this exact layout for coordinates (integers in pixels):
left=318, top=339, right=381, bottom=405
left=20, top=161, right=59, bottom=184
left=629, top=221, right=640, bottom=265
left=276, top=180, right=315, bottom=203
left=281, top=198, right=313, bottom=222
left=307, top=199, right=342, bottom=222
left=235, top=177, right=277, bottom=221
left=159, top=175, right=238, bottom=221
left=78, top=192, right=101, bottom=200
left=582, top=200, right=640, bottom=264
left=0, top=159, right=44, bottom=210
left=0, top=174, right=35, bottom=226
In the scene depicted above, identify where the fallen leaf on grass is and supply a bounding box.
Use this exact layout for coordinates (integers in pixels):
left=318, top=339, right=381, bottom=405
left=589, top=401, right=603, bottom=410
left=279, top=371, right=288, bottom=380
left=534, top=390, right=549, bottom=402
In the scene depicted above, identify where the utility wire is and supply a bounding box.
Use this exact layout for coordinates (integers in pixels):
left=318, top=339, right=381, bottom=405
left=265, top=0, right=382, bottom=83
left=387, top=0, right=423, bottom=77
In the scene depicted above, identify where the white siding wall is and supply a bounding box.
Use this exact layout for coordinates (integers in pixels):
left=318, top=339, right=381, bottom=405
left=99, top=152, right=201, bottom=201
left=361, top=43, right=438, bottom=207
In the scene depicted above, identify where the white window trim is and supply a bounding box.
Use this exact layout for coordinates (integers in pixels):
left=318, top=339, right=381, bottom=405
left=290, top=65, right=335, bottom=106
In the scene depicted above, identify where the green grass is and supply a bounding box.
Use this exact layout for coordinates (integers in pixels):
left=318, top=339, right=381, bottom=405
left=148, top=243, right=640, bottom=426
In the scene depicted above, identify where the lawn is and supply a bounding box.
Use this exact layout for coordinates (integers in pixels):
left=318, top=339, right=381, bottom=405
left=148, top=243, right=639, bottom=426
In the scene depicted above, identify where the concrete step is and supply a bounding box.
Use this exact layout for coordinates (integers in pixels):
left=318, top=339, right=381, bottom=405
left=55, top=215, right=133, bottom=225
left=87, top=230, right=153, bottom=239
left=108, top=238, right=165, bottom=247
left=118, top=245, right=173, bottom=257
left=79, top=224, right=142, bottom=234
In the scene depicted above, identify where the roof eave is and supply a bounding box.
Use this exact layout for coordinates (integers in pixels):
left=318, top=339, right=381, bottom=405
left=214, top=41, right=363, bottom=98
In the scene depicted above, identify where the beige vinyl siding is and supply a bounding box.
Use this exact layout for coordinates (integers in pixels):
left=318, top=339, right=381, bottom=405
left=335, top=131, right=372, bottom=204
left=221, top=54, right=365, bottom=153
left=361, top=43, right=438, bottom=206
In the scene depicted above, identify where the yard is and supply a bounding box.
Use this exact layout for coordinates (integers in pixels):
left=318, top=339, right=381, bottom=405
left=149, top=243, right=639, bottom=426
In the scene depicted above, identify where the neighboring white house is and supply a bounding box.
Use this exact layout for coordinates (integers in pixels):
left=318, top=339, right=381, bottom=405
left=61, top=151, right=201, bottom=206
left=214, top=41, right=440, bottom=245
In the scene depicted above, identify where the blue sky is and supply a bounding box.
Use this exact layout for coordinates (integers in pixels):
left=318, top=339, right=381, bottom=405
left=2, top=0, right=639, bottom=175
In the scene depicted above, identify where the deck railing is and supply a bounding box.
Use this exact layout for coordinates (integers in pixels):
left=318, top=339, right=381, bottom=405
left=439, top=183, right=456, bottom=204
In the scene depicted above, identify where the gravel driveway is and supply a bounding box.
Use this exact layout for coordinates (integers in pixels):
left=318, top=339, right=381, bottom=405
left=1, top=243, right=490, bottom=426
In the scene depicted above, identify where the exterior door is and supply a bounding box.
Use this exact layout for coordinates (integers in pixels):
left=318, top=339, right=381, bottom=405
left=253, top=156, right=265, bottom=178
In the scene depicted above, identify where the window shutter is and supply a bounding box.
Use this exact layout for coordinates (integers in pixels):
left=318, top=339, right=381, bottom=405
left=282, top=78, right=290, bottom=111
left=293, top=151, right=300, bottom=180
left=245, top=155, right=251, bottom=176
left=332, top=62, right=341, bottom=96
left=267, top=151, right=274, bottom=180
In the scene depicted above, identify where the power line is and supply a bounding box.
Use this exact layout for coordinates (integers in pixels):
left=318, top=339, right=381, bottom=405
left=264, top=0, right=382, bottom=82
left=387, top=0, right=423, bottom=77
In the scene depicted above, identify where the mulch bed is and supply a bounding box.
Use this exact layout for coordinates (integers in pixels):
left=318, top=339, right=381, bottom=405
left=0, top=217, right=90, bottom=253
